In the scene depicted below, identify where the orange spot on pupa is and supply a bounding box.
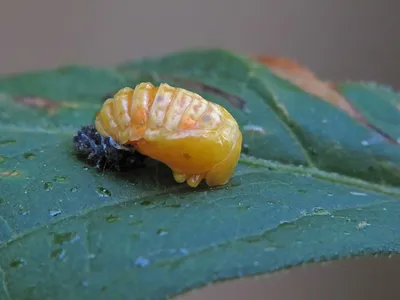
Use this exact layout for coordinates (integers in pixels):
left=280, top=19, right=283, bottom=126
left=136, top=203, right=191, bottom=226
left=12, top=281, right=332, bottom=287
left=180, top=116, right=197, bottom=130
left=193, top=104, right=202, bottom=113
left=133, top=108, right=147, bottom=126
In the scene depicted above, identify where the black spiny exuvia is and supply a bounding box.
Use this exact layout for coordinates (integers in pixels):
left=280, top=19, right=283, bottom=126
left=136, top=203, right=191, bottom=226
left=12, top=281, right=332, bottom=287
left=72, top=125, right=147, bottom=171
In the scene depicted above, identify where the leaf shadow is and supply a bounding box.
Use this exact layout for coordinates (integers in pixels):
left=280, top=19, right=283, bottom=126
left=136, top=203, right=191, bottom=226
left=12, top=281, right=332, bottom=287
left=73, top=152, right=218, bottom=194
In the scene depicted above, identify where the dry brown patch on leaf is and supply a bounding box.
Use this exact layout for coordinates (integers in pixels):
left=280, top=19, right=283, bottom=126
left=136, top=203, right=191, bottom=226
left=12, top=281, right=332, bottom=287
left=254, top=55, right=399, bottom=144
left=0, top=170, right=20, bottom=177
left=253, top=55, right=364, bottom=121
left=14, top=96, right=61, bottom=115
left=14, top=96, right=79, bottom=115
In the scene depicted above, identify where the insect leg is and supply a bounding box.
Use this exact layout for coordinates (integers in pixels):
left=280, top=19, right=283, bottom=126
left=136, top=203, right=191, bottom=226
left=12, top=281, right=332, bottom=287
left=173, top=172, right=188, bottom=183
left=186, top=174, right=204, bottom=188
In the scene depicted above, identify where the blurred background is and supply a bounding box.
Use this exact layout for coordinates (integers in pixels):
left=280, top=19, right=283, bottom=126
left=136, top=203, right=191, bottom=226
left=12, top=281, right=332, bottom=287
left=1, top=0, right=399, bottom=89
left=1, top=0, right=400, bottom=299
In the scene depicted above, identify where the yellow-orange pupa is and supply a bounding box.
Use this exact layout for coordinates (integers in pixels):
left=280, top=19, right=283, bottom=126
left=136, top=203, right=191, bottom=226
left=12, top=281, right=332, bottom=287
left=95, top=82, right=242, bottom=188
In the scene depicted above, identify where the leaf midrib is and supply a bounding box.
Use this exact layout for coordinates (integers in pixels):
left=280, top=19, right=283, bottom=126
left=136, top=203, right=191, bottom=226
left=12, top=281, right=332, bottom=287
left=1, top=157, right=400, bottom=252
left=150, top=198, right=397, bottom=269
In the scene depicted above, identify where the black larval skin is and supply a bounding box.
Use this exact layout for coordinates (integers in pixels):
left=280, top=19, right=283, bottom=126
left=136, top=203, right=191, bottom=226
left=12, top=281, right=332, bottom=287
left=72, top=125, right=147, bottom=171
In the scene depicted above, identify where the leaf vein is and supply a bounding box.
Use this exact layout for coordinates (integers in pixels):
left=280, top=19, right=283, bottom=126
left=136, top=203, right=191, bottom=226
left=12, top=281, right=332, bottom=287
left=1, top=159, right=399, bottom=251
left=239, top=155, right=400, bottom=197
left=0, top=187, right=184, bottom=250
left=153, top=198, right=398, bottom=267
left=0, top=216, right=15, bottom=238
left=250, top=81, right=315, bottom=166
left=0, top=266, right=11, bottom=300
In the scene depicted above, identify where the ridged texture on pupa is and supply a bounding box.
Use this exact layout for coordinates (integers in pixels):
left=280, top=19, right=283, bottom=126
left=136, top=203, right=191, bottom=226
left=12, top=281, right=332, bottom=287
left=95, top=82, right=242, bottom=188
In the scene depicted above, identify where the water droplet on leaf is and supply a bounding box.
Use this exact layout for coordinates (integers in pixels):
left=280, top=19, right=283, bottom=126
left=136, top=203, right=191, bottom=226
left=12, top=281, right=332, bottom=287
left=312, top=207, right=331, bottom=216
left=129, top=220, right=143, bottom=226
left=10, top=258, right=25, bottom=268
left=243, top=124, right=266, bottom=134
left=53, top=176, right=69, bottom=183
left=105, top=214, right=121, bottom=223
left=52, top=231, right=80, bottom=245
left=23, top=152, right=36, bottom=160
left=357, top=221, right=370, bottom=230
left=96, top=187, right=111, bottom=197
left=179, top=248, right=189, bottom=255
left=237, top=204, right=251, bottom=210
left=134, top=256, right=150, bottom=268
left=157, top=229, right=168, bottom=236
left=44, top=182, right=53, bottom=191
left=50, top=248, right=66, bottom=260
left=49, top=209, right=62, bottom=217
left=0, top=139, right=16, bottom=145
left=350, top=191, right=367, bottom=196
left=278, top=221, right=297, bottom=229
left=18, top=205, right=29, bottom=215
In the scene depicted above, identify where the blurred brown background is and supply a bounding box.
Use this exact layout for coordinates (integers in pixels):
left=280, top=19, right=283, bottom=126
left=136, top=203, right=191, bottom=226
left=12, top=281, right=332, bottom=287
left=1, top=0, right=400, bottom=299
left=1, top=0, right=399, bottom=89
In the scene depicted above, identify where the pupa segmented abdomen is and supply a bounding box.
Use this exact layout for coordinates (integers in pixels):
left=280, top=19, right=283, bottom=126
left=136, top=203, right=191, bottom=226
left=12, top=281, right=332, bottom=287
left=96, top=82, right=229, bottom=143
left=95, top=82, right=242, bottom=188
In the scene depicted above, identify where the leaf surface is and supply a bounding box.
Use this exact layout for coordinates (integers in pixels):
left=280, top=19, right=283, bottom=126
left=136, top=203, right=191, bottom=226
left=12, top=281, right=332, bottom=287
left=0, top=49, right=400, bottom=300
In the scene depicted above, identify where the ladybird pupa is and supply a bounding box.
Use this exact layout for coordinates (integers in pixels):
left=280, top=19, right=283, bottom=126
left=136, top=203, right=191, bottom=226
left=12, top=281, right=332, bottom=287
left=95, top=82, right=242, bottom=188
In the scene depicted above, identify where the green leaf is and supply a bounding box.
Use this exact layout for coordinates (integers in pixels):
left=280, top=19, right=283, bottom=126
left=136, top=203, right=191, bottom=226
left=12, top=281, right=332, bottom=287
left=0, top=49, right=400, bottom=300
left=336, top=81, right=400, bottom=142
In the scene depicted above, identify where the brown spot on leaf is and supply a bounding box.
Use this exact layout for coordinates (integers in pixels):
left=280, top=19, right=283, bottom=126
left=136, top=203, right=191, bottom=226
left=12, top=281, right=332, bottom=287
left=254, top=55, right=362, bottom=120
left=13, top=96, right=79, bottom=115
left=243, top=124, right=266, bottom=135
left=0, top=170, right=20, bottom=177
left=14, top=96, right=59, bottom=109
left=183, top=153, right=191, bottom=159
left=254, top=55, right=398, bottom=145
left=14, top=96, right=61, bottom=114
